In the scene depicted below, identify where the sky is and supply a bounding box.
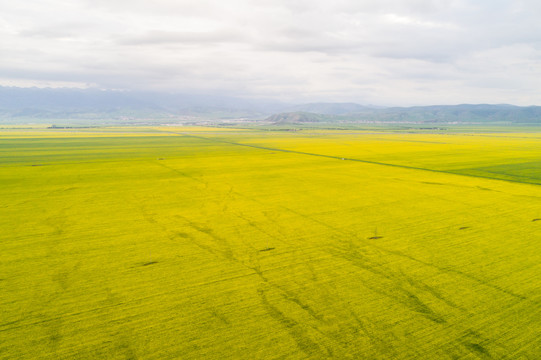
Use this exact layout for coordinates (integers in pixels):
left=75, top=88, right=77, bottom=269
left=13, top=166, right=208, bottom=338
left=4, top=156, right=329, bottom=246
left=1, top=0, right=541, bottom=106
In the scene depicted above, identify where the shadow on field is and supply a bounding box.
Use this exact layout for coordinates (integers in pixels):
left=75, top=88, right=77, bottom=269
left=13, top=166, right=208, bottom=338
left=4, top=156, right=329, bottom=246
left=141, top=261, right=158, bottom=266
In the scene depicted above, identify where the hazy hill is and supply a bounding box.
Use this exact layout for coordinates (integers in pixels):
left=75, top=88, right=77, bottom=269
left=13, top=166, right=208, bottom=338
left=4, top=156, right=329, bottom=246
left=284, top=102, right=377, bottom=115
left=265, top=112, right=329, bottom=124
left=266, top=104, right=541, bottom=124
left=1, top=87, right=540, bottom=125
left=369, top=104, right=541, bottom=123
left=0, top=87, right=288, bottom=123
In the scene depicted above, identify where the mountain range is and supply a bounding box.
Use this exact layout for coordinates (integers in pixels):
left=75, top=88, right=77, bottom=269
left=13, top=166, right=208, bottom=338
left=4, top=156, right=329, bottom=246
left=0, top=86, right=540, bottom=125
left=267, top=104, right=541, bottom=124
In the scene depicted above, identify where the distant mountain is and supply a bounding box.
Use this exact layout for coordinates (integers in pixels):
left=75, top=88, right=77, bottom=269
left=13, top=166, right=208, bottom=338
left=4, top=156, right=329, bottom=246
left=368, top=104, right=541, bottom=123
left=265, top=112, right=329, bottom=124
left=0, top=87, right=290, bottom=123
left=1, top=86, right=540, bottom=125
left=284, top=102, right=377, bottom=115
left=266, top=104, right=541, bottom=124
left=0, top=87, right=156, bottom=110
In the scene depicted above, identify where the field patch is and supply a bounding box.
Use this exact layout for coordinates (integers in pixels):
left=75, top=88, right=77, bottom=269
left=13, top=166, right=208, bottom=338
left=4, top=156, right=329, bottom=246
left=456, top=160, right=541, bottom=184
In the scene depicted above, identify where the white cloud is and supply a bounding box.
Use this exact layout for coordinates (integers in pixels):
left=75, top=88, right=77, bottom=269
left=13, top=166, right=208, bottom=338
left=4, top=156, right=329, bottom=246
left=0, top=0, right=540, bottom=105
left=382, top=13, right=458, bottom=29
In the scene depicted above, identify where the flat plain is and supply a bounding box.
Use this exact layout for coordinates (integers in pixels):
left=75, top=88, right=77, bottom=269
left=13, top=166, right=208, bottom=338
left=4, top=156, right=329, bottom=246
left=1, top=126, right=540, bottom=359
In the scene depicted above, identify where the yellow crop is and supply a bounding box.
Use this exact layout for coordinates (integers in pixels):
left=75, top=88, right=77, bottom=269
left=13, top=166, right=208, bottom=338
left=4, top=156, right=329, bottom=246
left=1, top=126, right=540, bottom=359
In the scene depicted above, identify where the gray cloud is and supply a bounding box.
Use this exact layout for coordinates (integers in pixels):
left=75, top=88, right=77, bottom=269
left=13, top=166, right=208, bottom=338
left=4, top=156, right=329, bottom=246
left=1, top=0, right=541, bottom=105
left=117, top=30, right=248, bottom=46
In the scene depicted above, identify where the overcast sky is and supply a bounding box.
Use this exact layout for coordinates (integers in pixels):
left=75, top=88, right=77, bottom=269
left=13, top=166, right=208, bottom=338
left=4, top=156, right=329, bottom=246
left=1, top=0, right=541, bottom=105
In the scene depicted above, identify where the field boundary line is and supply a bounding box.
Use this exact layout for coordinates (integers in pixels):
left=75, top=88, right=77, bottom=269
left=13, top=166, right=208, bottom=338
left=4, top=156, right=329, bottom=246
left=163, top=131, right=541, bottom=187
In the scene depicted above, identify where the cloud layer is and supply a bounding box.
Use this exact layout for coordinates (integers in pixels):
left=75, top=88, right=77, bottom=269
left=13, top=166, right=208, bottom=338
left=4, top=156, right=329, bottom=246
left=1, top=0, right=540, bottom=105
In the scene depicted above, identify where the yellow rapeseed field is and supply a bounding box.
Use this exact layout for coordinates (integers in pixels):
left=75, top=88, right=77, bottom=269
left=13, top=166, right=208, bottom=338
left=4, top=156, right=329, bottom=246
left=1, top=126, right=540, bottom=359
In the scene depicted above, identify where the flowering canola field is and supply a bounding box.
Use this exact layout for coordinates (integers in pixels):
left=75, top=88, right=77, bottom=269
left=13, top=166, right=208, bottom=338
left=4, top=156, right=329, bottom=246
left=1, top=127, right=540, bottom=359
